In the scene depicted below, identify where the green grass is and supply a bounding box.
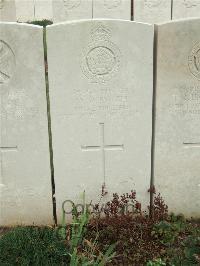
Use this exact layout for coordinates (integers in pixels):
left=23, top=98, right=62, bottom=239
left=0, top=192, right=115, bottom=266
left=0, top=227, right=69, bottom=265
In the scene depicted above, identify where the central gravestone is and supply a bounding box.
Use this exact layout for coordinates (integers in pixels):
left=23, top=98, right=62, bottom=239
left=47, top=20, right=153, bottom=221
left=0, top=23, right=52, bottom=225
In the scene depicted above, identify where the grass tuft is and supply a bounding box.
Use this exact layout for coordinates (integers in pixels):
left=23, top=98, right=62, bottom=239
left=0, top=226, right=69, bottom=265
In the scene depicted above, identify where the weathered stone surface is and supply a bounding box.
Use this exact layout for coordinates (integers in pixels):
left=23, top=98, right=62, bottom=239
left=0, top=0, right=16, bottom=22
left=154, top=19, right=200, bottom=218
left=47, top=20, right=153, bottom=221
left=52, top=0, right=92, bottom=22
left=0, top=23, right=52, bottom=225
left=134, top=0, right=171, bottom=23
left=173, top=0, right=200, bottom=19
left=93, top=0, right=131, bottom=20
left=34, top=0, right=53, bottom=21
left=15, top=0, right=34, bottom=22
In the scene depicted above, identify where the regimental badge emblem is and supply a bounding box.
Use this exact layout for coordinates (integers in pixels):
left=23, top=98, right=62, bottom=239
left=81, top=23, right=121, bottom=83
left=0, top=40, right=15, bottom=85
left=188, top=42, right=200, bottom=80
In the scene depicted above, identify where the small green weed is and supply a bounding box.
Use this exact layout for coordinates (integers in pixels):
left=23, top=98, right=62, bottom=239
left=167, top=232, right=200, bottom=265
left=151, top=213, right=187, bottom=247
left=29, top=19, right=53, bottom=27
left=146, top=258, right=166, bottom=266
left=59, top=191, right=116, bottom=265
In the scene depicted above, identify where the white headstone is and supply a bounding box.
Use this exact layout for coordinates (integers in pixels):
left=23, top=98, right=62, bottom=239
left=93, top=0, right=131, bottom=20
left=52, top=0, right=92, bottom=23
left=0, top=0, right=16, bottom=21
left=173, top=0, right=200, bottom=20
left=15, top=0, right=34, bottom=22
left=0, top=23, right=52, bottom=225
left=154, top=19, right=200, bottom=218
left=34, top=0, right=53, bottom=21
left=134, top=0, right=171, bottom=24
left=47, top=20, right=153, bottom=221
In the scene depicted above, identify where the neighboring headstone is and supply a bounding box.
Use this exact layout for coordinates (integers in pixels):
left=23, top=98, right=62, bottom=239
left=154, top=19, right=200, bottom=218
left=52, top=0, right=92, bottom=22
left=93, top=0, right=131, bottom=20
left=134, top=0, right=171, bottom=24
left=15, top=0, right=34, bottom=22
left=0, top=23, right=52, bottom=225
left=173, top=0, right=200, bottom=20
left=47, top=20, right=153, bottom=221
left=34, top=0, right=53, bottom=21
left=0, top=0, right=16, bottom=21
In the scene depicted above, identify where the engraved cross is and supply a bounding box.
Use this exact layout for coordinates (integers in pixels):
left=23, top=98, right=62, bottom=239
left=81, top=123, right=124, bottom=183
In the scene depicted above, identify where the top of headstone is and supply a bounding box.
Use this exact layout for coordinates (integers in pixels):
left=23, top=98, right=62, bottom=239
left=0, top=21, right=43, bottom=29
left=47, top=18, right=153, bottom=28
left=156, top=17, right=200, bottom=25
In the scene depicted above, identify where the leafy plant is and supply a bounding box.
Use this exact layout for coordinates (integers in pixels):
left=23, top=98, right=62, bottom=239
left=69, top=191, right=90, bottom=252
left=152, top=220, right=182, bottom=246
left=150, top=192, right=168, bottom=222
left=59, top=191, right=116, bottom=265
left=94, top=190, right=141, bottom=217
left=87, top=191, right=169, bottom=265
left=168, top=234, right=200, bottom=265
left=151, top=213, right=187, bottom=247
left=69, top=241, right=116, bottom=266
left=183, top=235, right=200, bottom=264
